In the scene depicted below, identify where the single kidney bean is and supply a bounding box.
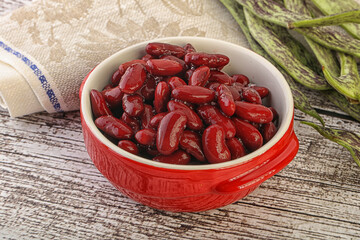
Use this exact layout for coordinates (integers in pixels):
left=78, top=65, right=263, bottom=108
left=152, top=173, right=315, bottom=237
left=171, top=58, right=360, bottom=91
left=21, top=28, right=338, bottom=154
left=95, top=115, right=133, bottom=140
left=168, top=76, right=186, bottom=90
left=146, top=59, right=183, bottom=76
left=197, top=105, right=236, bottom=139
left=251, top=86, right=269, bottom=98
left=171, top=85, right=215, bottom=104
left=141, top=54, right=153, bottom=61
left=232, top=118, right=263, bottom=152
left=228, top=86, right=242, bottom=101
left=149, top=112, right=167, bottom=129
left=103, top=83, right=113, bottom=91
left=232, top=74, right=249, bottom=86
left=90, top=89, right=112, bottom=118
left=153, top=150, right=190, bottom=165
left=119, top=59, right=146, bottom=75
left=140, top=104, right=154, bottom=129
left=261, top=122, right=277, bottom=143
left=179, top=130, right=205, bottom=162
left=242, top=87, right=262, bottom=104
left=167, top=100, right=203, bottom=131
left=202, top=124, right=231, bottom=164
left=111, top=69, right=122, bottom=86
left=185, top=68, right=195, bottom=81
left=232, top=82, right=245, bottom=92
left=217, top=84, right=236, bottom=117
left=226, top=138, right=246, bottom=159
left=121, top=112, right=141, bottom=133
left=206, top=82, right=220, bottom=92
left=140, top=75, right=156, bottom=101
left=154, top=81, right=171, bottom=113
left=235, top=101, right=273, bottom=123
left=160, top=55, right=187, bottom=73
left=102, top=86, right=123, bottom=109
left=184, top=52, right=229, bottom=69
left=135, top=128, right=157, bottom=147
left=156, top=111, right=187, bottom=155
left=269, top=107, right=278, bottom=122
left=209, top=70, right=233, bottom=85
left=119, top=63, right=147, bottom=94
left=146, top=147, right=160, bottom=157
left=184, top=43, right=196, bottom=53
left=118, top=140, right=139, bottom=155
left=188, top=66, right=210, bottom=86
left=122, top=94, right=144, bottom=117
left=146, top=42, right=186, bottom=58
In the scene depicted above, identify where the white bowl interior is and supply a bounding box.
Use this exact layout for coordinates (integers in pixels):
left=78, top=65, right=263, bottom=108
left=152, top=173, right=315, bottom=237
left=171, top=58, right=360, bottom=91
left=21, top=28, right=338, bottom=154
left=81, top=37, right=294, bottom=170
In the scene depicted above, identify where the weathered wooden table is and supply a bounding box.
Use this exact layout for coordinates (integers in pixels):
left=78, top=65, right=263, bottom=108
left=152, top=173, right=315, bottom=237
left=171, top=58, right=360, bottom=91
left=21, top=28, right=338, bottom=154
left=1, top=1, right=359, bottom=240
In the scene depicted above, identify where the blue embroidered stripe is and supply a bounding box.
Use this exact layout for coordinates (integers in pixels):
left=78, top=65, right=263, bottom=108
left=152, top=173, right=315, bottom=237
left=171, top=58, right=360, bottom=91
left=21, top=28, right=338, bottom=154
left=0, top=41, right=62, bottom=112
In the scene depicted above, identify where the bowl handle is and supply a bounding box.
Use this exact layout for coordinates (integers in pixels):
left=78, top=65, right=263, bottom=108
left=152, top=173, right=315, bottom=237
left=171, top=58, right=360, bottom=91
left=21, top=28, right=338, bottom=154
left=215, top=132, right=299, bottom=194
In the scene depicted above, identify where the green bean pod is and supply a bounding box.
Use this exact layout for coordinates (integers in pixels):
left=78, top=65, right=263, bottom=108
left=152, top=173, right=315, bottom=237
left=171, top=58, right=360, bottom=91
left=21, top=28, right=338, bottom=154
left=302, top=121, right=360, bottom=167
left=323, top=90, right=360, bottom=122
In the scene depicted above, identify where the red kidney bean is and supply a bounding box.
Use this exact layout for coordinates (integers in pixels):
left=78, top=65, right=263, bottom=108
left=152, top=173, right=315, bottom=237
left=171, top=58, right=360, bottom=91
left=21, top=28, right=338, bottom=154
left=185, top=68, right=195, bottom=81
left=226, top=137, right=246, bottom=159
left=228, top=86, right=242, bottom=101
left=261, top=122, right=277, bottom=143
left=121, top=112, right=141, bottom=133
left=235, top=101, right=273, bottom=123
left=232, top=74, right=249, bottom=86
left=111, top=69, right=122, bottom=86
left=251, top=86, right=269, bottom=98
left=153, top=150, right=190, bottom=165
left=167, top=76, right=186, bottom=90
left=103, top=83, right=113, bottom=91
left=179, top=130, right=205, bottom=162
left=118, top=59, right=146, bottom=75
left=156, top=111, right=187, bottom=155
left=146, top=59, right=183, bottom=76
left=119, top=63, right=146, bottom=94
left=184, top=43, right=196, bottom=53
left=184, top=52, right=229, bottom=69
left=146, top=42, right=186, bottom=58
left=231, top=82, right=245, bottom=92
left=146, top=147, right=160, bottom=157
left=197, top=105, right=236, bottom=139
left=122, top=94, right=144, bottom=117
left=135, top=128, right=157, bottom=146
left=149, top=112, right=167, bottom=129
left=167, top=100, right=203, bottom=131
left=90, top=89, right=112, bottom=118
left=160, top=55, right=187, bottom=73
left=171, top=85, right=215, bottom=104
left=202, top=124, right=231, bottom=164
left=269, top=107, right=278, bottom=122
left=118, top=140, right=139, bottom=155
left=141, top=54, right=153, bottom=61
left=206, top=82, right=220, bottom=92
left=217, top=84, right=236, bottom=117
left=154, top=81, right=171, bottom=113
left=209, top=70, right=233, bottom=85
left=95, top=115, right=133, bottom=140
left=188, top=66, right=210, bottom=86
left=242, top=87, right=262, bottom=104
left=232, top=118, right=263, bottom=152
left=140, top=104, right=154, bottom=129
left=102, top=86, right=123, bottom=109
left=139, top=75, right=156, bottom=101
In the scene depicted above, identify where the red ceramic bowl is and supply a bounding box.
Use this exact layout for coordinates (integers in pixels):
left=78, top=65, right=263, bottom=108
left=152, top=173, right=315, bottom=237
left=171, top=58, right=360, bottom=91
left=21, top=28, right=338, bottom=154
left=80, top=37, right=299, bottom=212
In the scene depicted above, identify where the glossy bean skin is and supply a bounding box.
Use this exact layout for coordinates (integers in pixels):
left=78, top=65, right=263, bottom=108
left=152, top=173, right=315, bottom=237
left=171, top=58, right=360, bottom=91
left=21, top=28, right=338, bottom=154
left=118, top=59, right=146, bottom=75
left=122, top=94, right=144, bottom=117
left=111, top=69, right=122, bottom=86
left=102, top=86, right=123, bottom=109
left=146, top=59, right=183, bottom=76
left=167, top=76, right=186, bottom=90
left=202, top=124, right=231, bottom=164
left=118, top=140, right=139, bottom=155
left=251, top=86, right=269, bottom=98
left=171, top=85, right=215, bottom=104
left=228, top=86, right=242, bottom=101
left=226, top=137, right=246, bottom=159
left=184, top=52, right=229, bottom=69
left=269, top=107, right=279, bottom=122
left=217, top=84, right=236, bottom=116
left=160, top=55, right=187, bottom=73
left=197, top=105, right=236, bottom=139
left=119, top=63, right=147, bottom=94
left=232, top=74, right=250, bottom=86
left=232, top=118, right=263, bottom=152
left=167, top=100, right=203, bottom=131
left=184, top=43, right=196, bottom=53
left=90, top=89, right=112, bottom=118
left=261, top=122, right=277, bottom=143
left=185, top=68, right=195, bottom=81
left=242, top=87, right=262, bottom=104
left=179, top=130, right=206, bottom=162
left=135, top=128, right=157, bottom=147
left=149, top=112, right=167, bottom=128
left=154, top=81, right=171, bottom=113
left=146, top=42, right=186, bottom=58
left=95, top=115, right=133, bottom=140
left=140, top=75, right=156, bottom=101
left=188, top=66, right=210, bottom=86
left=141, top=54, right=153, bottom=61
left=140, top=104, right=154, bottom=129
left=153, top=150, right=190, bottom=165
left=121, top=112, right=141, bottom=134
left=235, top=101, right=273, bottom=123
left=209, top=70, right=233, bottom=85
left=156, top=111, right=187, bottom=155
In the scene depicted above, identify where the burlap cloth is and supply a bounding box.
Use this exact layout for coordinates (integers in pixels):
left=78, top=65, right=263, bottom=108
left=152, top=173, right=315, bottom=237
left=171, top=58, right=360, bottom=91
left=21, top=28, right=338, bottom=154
left=0, top=0, right=249, bottom=117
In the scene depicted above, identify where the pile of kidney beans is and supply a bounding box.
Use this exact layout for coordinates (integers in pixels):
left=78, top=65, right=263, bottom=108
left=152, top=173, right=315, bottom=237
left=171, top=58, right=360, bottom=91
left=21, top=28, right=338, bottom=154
left=90, top=42, right=278, bottom=165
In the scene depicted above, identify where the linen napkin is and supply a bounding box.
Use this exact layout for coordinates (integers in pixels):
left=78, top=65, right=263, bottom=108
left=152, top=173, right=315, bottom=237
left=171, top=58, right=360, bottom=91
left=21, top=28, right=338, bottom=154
left=0, top=0, right=249, bottom=117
